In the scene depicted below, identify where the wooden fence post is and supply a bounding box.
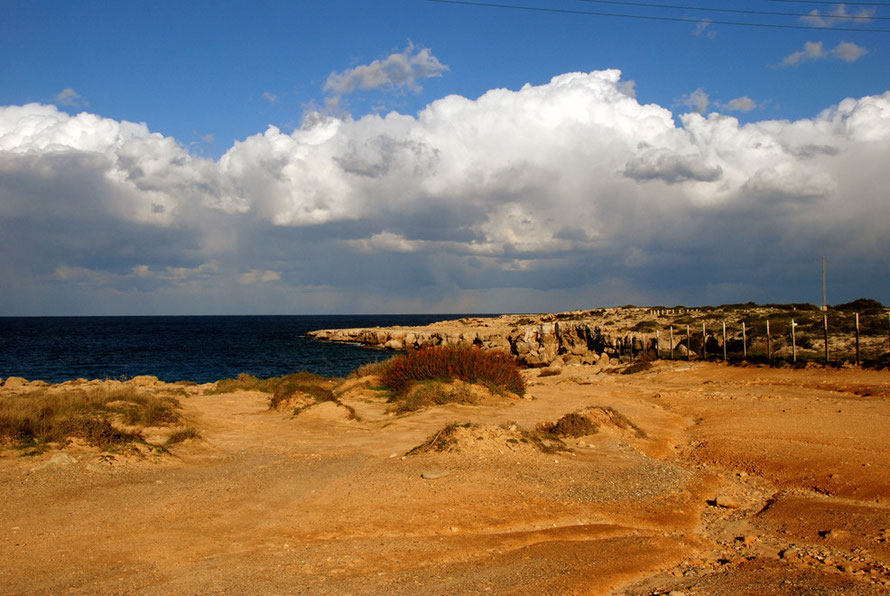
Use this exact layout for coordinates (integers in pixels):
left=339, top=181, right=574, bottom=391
left=823, top=313, right=829, bottom=364
left=722, top=321, right=727, bottom=362
left=686, top=325, right=691, bottom=361
left=766, top=320, right=771, bottom=362
left=670, top=326, right=674, bottom=360
left=655, top=329, right=660, bottom=359
left=742, top=322, right=747, bottom=360
left=792, top=319, right=797, bottom=363
left=855, top=313, right=861, bottom=366
left=702, top=322, right=707, bottom=359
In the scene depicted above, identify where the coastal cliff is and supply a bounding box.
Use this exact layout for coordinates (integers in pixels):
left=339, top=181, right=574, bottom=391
left=307, top=308, right=661, bottom=367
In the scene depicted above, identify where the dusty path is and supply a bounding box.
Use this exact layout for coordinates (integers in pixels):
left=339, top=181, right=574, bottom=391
left=2, top=362, right=890, bottom=594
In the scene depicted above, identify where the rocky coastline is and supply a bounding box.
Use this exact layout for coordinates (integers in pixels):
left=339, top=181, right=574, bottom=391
left=307, top=308, right=662, bottom=368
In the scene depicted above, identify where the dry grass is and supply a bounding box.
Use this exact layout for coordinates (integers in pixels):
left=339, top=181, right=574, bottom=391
left=387, top=381, right=478, bottom=415
left=537, top=406, right=646, bottom=439
left=165, top=425, right=202, bottom=446
left=0, top=386, right=184, bottom=451
left=407, top=422, right=565, bottom=455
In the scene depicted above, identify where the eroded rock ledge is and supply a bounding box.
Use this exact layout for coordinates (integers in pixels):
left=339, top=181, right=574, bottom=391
left=307, top=308, right=661, bottom=368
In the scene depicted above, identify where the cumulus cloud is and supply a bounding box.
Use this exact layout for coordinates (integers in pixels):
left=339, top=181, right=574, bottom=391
left=679, top=88, right=710, bottom=114
left=722, top=96, right=757, bottom=112
left=324, top=43, right=448, bottom=97
left=262, top=92, right=279, bottom=104
left=781, top=41, right=868, bottom=66
left=53, top=88, right=88, bottom=107
left=832, top=41, right=868, bottom=62
left=801, top=4, right=874, bottom=27
left=782, top=41, right=828, bottom=66
left=2, top=69, right=890, bottom=314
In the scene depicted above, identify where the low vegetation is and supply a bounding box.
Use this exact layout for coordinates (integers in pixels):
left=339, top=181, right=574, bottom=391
left=0, top=386, right=186, bottom=451
left=213, top=371, right=355, bottom=418
left=380, top=345, right=525, bottom=397
left=537, top=406, right=646, bottom=439
left=387, top=381, right=478, bottom=415
left=407, top=421, right=565, bottom=455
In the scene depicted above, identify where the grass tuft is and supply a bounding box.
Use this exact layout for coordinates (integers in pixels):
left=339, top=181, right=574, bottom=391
left=165, top=425, right=202, bottom=446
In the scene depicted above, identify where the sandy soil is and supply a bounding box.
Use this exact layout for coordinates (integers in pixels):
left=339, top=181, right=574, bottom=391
left=2, top=362, right=890, bottom=595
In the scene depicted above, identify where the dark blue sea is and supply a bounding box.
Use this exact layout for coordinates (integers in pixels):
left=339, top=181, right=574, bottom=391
left=0, top=315, right=482, bottom=384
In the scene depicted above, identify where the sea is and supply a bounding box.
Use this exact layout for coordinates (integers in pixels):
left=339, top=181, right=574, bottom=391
left=0, top=315, right=483, bottom=384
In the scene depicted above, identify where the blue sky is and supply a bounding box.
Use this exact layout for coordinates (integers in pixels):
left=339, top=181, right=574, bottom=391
left=1, top=0, right=889, bottom=314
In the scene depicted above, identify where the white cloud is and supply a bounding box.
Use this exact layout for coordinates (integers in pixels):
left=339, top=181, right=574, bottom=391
left=832, top=41, right=868, bottom=62
left=53, top=88, right=88, bottom=107
left=238, top=269, right=281, bottom=284
left=2, top=70, right=890, bottom=313
left=324, top=43, right=448, bottom=97
left=679, top=88, right=710, bottom=113
left=782, top=41, right=827, bottom=66
left=262, top=92, right=280, bottom=104
left=723, top=96, right=757, bottom=112
left=801, top=4, right=874, bottom=27
left=694, top=20, right=716, bottom=39
left=781, top=41, right=869, bottom=67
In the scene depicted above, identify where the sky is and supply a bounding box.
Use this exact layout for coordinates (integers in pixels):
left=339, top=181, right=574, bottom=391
left=1, top=0, right=889, bottom=315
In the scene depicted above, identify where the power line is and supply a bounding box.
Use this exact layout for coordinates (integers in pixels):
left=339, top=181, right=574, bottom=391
left=424, top=0, right=890, bottom=32
left=767, top=0, right=890, bottom=6
left=575, top=0, right=888, bottom=21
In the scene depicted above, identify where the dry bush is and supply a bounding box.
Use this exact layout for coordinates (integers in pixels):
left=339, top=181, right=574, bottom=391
left=0, top=386, right=184, bottom=450
left=538, top=412, right=597, bottom=437
left=538, top=406, right=646, bottom=439
left=380, top=346, right=525, bottom=397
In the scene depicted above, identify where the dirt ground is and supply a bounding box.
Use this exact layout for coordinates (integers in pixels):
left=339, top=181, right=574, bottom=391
left=2, top=361, right=890, bottom=595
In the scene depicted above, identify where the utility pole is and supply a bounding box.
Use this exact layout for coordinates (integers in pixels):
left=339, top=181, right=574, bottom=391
left=822, top=256, right=827, bottom=311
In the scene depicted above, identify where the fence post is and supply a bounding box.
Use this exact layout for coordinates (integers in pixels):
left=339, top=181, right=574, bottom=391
left=792, top=319, right=797, bottom=363
left=823, top=313, right=829, bottom=364
left=742, top=321, right=747, bottom=360
left=766, top=319, right=771, bottom=362
left=670, top=326, right=674, bottom=360
left=723, top=321, right=727, bottom=362
left=686, top=325, right=691, bottom=361
left=655, top=329, right=660, bottom=359
left=855, top=313, right=861, bottom=366
left=702, top=322, right=707, bottom=359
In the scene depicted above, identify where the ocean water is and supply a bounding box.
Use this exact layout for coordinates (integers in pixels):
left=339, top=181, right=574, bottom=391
left=0, top=315, right=480, bottom=384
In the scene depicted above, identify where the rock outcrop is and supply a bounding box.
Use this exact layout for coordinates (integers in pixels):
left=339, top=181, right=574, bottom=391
left=307, top=310, right=661, bottom=368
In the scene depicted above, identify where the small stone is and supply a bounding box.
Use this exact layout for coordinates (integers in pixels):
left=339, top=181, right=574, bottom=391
left=32, top=452, right=78, bottom=471
left=389, top=453, right=399, bottom=458
left=421, top=469, right=450, bottom=480
left=780, top=548, right=800, bottom=560
left=714, top=495, right=741, bottom=509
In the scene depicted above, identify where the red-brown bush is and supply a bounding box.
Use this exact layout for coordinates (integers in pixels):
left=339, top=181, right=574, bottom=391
left=380, top=346, right=525, bottom=397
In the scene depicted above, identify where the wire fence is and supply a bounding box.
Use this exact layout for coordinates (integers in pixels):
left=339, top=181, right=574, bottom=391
left=620, top=310, right=890, bottom=366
